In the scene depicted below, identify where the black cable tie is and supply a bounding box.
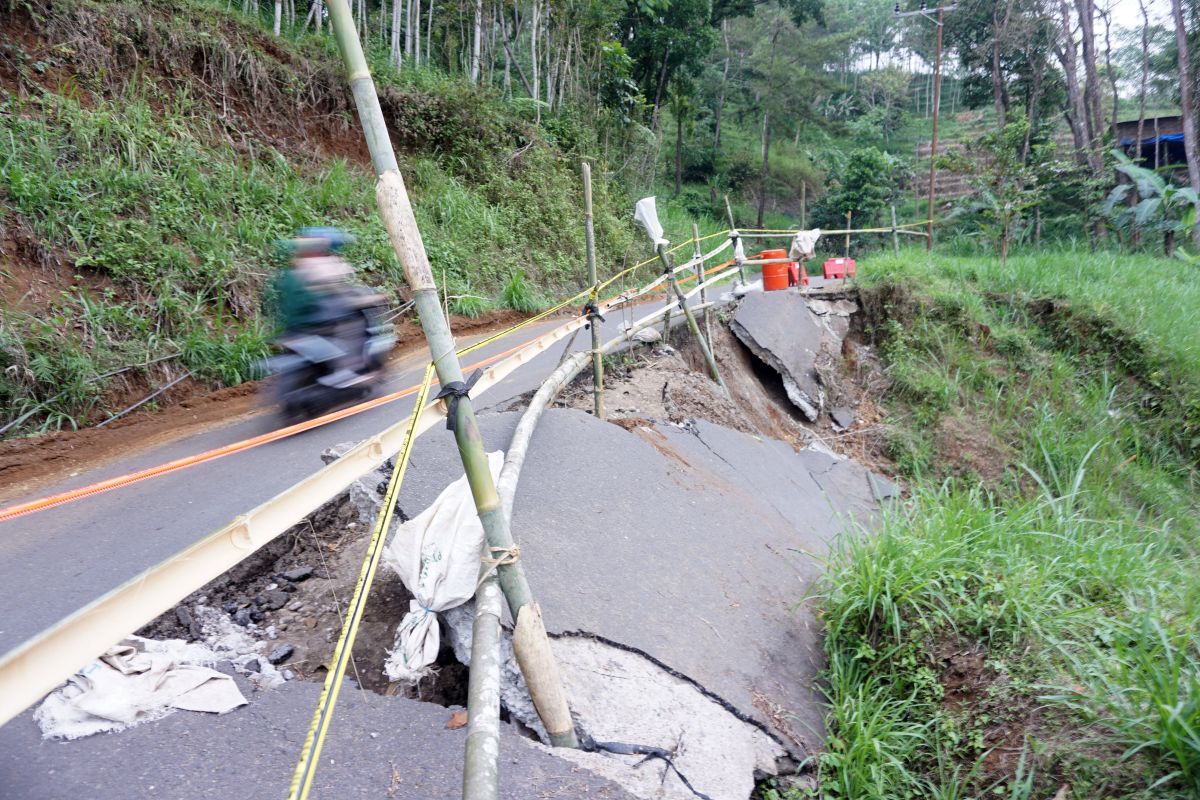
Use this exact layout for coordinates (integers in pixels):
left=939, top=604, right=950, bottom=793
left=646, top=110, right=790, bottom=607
left=581, top=300, right=605, bottom=329
left=434, top=368, right=482, bottom=432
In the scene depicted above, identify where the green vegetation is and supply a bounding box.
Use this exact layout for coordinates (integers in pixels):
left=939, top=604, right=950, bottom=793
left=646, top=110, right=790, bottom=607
left=0, top=0, right=638, bottom=433
left=813, top=247, right=1200, bottom=799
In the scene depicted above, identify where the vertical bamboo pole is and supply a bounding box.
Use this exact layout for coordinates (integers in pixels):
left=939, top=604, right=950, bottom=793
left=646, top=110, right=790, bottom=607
left=657, top=245, right=727, bottom=395
left=723, top=195, right=746, bottom=285
left=890, top=205, right=900, bottom=256
left=692, top=222, right=712, bottom=347
left=582, top=163, right=604, bottom=420
left=321, top=9, right=578, bottom=797
left=844, top=210, right=852, bottom=259
left=926, top=0, right=944, bottom=251
left=800, top=182, right=807, bottom=229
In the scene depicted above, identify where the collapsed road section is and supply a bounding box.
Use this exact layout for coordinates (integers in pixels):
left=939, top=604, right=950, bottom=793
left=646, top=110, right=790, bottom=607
left=1, top=289, right=900, bottom=800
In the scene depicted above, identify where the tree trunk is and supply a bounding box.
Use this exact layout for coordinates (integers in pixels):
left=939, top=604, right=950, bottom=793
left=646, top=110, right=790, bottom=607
left=470, top=0, right=482, bottom=82
left=531, top=0, right=540, bottom=122
left=651, top=45, right=671, bottom=133
left=1075, top=0, right=1104, bottom=163
left=412, top=0, right=420, bottom=61
left=991, top=0, right=1016, bottom=125
left=1055, top=0, right=1095, bottom=171
left=1101, top=7, right=1118, bottom=133
left=1022, top=61, right=1043, bottom=163
left=274, top=0, right=282, bottom=34
left=675, top=110, right=684, bottom=196
left=427, top=0, right=433, bottom=65
left=391, top=0, right=403, bottom=66
left=1170, top=0, right=1200, bottom=246
left=714, top=20, right=730, bottom=150
left=756, top=110, right=770, bottom=228
left=500, top=13, right=533, bottom=97
left=1135, top=0, right=1149, bottom=162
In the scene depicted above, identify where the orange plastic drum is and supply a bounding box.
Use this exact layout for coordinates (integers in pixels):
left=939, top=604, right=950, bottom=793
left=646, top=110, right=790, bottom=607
left=760, top=249, right=790, bottom=291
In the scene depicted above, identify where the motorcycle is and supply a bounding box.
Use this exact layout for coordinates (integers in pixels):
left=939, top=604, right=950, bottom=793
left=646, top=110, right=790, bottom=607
left=262, top=286, right=395, bottom=424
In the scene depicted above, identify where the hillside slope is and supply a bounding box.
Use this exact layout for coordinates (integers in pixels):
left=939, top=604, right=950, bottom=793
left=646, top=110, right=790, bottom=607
left=0, top=0, right=638, bottom=434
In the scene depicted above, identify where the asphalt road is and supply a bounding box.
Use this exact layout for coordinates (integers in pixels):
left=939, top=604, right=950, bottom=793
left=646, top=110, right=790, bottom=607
left=0, top=297, right=708, bottom=654
left=0, top=312, right=524, bottom=650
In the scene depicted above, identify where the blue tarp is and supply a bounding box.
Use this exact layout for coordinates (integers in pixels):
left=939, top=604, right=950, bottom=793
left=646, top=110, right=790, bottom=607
left=1120, top=133, right=1185, bottom=146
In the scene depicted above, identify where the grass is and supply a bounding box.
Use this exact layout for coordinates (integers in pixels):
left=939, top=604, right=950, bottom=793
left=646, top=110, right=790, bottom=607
left=811, top=246, right=1200, bottom=799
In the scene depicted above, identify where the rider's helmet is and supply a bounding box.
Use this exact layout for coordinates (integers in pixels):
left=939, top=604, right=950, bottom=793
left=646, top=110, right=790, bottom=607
left=290, top=226, right=356, bottom=257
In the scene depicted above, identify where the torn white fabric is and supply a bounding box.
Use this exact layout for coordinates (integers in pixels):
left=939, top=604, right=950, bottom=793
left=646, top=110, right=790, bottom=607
left=789, top=229, right=821, bottom=261
left=34, top=639, right=247, bottom=740
left=383, top=451, right=504, bottom=682
left=733, top=235, right=746, bottom=263
left=633, top=197, right=668, bottom=246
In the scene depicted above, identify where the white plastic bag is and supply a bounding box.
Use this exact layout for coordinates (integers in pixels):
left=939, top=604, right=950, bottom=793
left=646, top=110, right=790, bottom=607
left=789, top=229, right=821, bottom=261
left=633, top=196, right=668, bottom=246
left=383, top=451, right=504, bottom=682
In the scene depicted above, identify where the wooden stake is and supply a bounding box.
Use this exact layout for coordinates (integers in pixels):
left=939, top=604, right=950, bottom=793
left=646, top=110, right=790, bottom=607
left=657, top=244, right=727, bottom=395
left=692, top=222, right=712, bottom=347
left=582, top=163, right=604, bottom=420
left=890, top=205, right=900, bottom=256
left=723, top=194, right=746, bottom=285
left=844, top=210, right=852, bottom=259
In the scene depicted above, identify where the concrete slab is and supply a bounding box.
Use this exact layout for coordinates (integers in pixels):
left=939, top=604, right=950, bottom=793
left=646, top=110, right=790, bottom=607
left=0, top=673, right=638, bottom=800
left=730, top=292, right=835, bottom=421
left=0, top=406, right=888, bottom=799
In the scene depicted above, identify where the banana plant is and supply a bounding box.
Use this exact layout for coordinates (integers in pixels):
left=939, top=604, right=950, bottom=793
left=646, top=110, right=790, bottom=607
left=1104, top=150, right=1199, bottom=258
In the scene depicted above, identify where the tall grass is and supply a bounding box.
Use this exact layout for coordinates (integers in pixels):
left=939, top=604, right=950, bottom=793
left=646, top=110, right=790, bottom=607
left=816, top=252, right=1200, bottom=799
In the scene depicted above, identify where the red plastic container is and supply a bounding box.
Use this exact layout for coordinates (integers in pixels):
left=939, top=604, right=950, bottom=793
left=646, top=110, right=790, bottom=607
left=760, top=249, right=792, bottom=292
left=823, top=257, right=857, bottom=279
left=788, top=262, right=808, bottom=287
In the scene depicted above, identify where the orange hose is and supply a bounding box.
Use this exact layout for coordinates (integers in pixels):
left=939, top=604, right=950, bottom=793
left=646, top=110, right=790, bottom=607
left=0, top=333, right=542, bottom=523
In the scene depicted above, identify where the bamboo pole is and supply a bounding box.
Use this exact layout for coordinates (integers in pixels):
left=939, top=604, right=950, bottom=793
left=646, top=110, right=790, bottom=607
left=844, top=210, right=852, bottom=259
left=890, top=205, right=900, bottom=256
left=692, top=222, right=712, bottom=347
left=322, top=9, right=577, bottom=800
left=656, top=244, right=727, bottom=395
left=723, top=195, right=747, bottom=285
left=582, top=163, right=604, bottom=420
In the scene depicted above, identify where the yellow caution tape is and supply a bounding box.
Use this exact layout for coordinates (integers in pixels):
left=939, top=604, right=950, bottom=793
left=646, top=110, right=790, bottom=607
left=286, top=365, right=435, bottom=800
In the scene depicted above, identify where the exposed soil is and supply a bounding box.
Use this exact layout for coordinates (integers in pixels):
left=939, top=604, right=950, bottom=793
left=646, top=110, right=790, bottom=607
left=558, top=299, right=897, bottom=478
left=934, top=414, right=1015, bottom=487
left=0, top=380, right=259, bottom=502
left=138, top=463, right=467, bottom=704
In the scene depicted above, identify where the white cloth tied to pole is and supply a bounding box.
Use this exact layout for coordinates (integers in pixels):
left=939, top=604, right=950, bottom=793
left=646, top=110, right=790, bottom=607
left=789, top=229, right=821, bottom=261
left=34, top=639, right=247, bottom=740
left=733, top=234, right=746, bottom=263
left=383, top=451, right=504, bottom=682
left=633, top=196, right=668, bottom=247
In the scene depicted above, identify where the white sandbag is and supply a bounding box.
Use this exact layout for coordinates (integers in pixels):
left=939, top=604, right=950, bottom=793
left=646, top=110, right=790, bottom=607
left=633, top=197, right=668, bottom=246
left=34, top=639, right=247, bottom=740
left=383, top=451, right=504, bottom=682
left=789, top=229, right=821, bottom=261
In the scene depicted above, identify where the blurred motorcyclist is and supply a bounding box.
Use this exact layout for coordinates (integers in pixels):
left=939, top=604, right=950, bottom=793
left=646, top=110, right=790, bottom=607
left=265, top=227, right=394, bottom=421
